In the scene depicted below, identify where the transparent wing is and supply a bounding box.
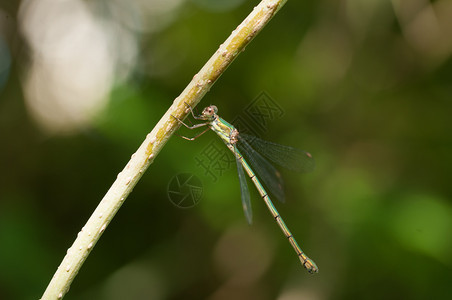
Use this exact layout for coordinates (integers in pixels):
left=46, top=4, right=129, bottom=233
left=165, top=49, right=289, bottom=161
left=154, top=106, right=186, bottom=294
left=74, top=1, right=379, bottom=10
left=240, top=133, right=315, bottom=173
left=237, top=136, right=286, bottom=203
left=234, top=145, right=252, bottom=224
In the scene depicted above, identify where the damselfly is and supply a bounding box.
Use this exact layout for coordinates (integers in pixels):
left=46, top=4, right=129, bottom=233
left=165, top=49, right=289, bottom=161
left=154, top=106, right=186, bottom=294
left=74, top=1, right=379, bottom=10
left=173, top=104, right=318, bottom=273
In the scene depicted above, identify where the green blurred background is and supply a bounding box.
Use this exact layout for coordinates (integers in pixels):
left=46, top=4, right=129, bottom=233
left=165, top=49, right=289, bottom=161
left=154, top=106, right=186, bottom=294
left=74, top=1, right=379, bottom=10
left=1, top=0, right=452, bottom=299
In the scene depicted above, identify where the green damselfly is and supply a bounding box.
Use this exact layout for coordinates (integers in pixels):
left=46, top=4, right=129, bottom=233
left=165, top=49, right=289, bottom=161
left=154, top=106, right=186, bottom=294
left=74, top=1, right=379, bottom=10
left=173, top=104, right=318, bottom=273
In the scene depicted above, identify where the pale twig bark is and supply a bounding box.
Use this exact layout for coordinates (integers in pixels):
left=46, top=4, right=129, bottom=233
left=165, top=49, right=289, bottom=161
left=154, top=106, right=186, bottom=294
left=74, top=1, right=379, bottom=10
left=41, top=0, right=288, bottom=299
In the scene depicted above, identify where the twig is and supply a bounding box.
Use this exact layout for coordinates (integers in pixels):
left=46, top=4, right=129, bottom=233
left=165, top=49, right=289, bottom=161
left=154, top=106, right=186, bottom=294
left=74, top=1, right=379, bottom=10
left=40, top=0, right=288, bottom=299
